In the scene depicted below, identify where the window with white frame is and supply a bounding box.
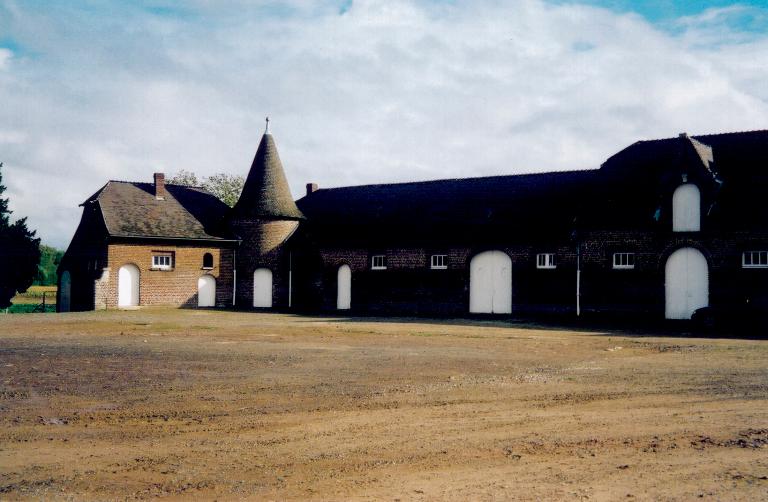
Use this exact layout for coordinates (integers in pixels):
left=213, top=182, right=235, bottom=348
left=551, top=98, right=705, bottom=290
left=536, top=253, right=556, bottom=269
left=613, top=252, right=636, bottom=269
left=152, top=254, right=173, bottom=270
left=430, top=254, right=448, bottom=269
left=742, top=251, right=768, bottom=268
left=371, top=255, right=387, bottom=270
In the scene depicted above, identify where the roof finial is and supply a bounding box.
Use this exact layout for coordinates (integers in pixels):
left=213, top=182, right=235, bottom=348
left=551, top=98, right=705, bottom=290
left=265, top=116, right=271, bottom=135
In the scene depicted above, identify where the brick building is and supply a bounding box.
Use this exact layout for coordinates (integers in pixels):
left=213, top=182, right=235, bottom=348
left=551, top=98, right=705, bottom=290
left=58, top=126, right=768, bottom=321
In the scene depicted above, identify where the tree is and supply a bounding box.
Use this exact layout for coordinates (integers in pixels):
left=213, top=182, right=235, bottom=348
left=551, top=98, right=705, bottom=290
left=169, top=170, right=244, bottom=208
left=0, top=162, right=41, bottom=309
left=168, top=169, right=199, bottom=187
left=35, top=245, right=64, bottom=286
left=202, top=173, right=245, bottom=207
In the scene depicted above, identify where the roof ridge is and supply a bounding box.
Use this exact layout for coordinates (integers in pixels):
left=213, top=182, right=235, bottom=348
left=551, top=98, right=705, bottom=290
left=107, top=179, right=209, bottom=190
left=637, top=128, right=768, bottom=144
left=310, top=168, right=598, bottom=192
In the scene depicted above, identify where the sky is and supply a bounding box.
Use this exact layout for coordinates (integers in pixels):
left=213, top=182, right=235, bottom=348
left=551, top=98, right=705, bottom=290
left=1, top=0, right=768, bottom=249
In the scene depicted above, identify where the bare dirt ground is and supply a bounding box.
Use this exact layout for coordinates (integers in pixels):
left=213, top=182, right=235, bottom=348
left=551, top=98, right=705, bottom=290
left=0, top=309, right=767, bottom=501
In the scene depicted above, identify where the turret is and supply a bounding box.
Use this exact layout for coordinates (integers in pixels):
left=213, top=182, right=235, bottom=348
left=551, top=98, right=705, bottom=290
left=230, top=118, right=304, bottom=308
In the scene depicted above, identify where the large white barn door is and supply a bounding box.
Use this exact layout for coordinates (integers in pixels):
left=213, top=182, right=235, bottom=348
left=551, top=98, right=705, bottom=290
left=60, top=271, right=71, bottom=312
left=665, top=247, right=708, bottom=319
left=470, top=251, right=512, bottom=314
left=118, top=264, right=140, bottom=307
left=337, top=264, right=351, bottom=310
left=197, top=275, right=216, bottom=307
left=253, top=268, right=273, bottom=308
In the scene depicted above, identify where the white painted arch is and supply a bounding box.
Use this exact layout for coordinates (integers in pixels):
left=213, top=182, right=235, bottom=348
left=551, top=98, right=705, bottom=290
left=469, top=250, right=512, bottom=314
left=118, top=264, right=140, bottom=307
left=59, top=270, right=71, bottom=312
left=665, top=247, right=708, bottom=320
left=337, top=264, right=351, bottom=310
left=197, top=275, right=216, bottom=307
left=253, top=268, right=273, bottom=308
left=672, top=183, right=701, bottom=232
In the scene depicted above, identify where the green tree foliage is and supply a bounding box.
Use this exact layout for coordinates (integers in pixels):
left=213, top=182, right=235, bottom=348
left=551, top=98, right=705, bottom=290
left=168, top=169, right=199, bottom=187
left=169, top=170, right=244, bottom=208
left=35, top=245, right=64, bottom=286
left=202, top=173, right=245, bottom=207
left=0, top=162, right=41, bottom=308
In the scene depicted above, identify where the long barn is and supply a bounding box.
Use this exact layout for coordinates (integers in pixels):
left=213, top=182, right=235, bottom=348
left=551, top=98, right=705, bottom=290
left=58, top=126, right=768, bottom=321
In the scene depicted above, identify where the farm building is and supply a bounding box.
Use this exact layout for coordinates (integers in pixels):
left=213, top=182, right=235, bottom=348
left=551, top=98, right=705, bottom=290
left=58, top=126, right=768, bottom=320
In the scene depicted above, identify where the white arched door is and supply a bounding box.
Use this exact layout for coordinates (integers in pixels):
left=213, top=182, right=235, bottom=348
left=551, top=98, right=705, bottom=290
left=197, top=275, right=216, bottom=307
left=469, top=251, right=512, bottom=314
left=337, top=264, right=351, bottom=310
left=665, top=247, right=708, bottom=319
left=118, top=264, right=140, bottom=307
left=672, top=183, right=701, bottom=232
left=253, top=268, right=273, bottom=308
left=60, top=271, right=71, bottom=312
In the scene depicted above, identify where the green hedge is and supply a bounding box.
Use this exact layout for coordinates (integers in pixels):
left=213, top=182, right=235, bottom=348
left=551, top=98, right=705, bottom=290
left=5, top=304, right=57, bottom=314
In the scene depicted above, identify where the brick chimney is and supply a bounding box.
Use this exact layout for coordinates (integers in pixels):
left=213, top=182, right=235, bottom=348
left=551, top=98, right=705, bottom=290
left=306, top=183, right=318, bottom=196
left=154, top=172, right=166, bottom=200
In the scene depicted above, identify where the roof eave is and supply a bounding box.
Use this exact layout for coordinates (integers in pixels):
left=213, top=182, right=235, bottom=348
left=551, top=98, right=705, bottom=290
left=107, top=234, right=241, bottom=243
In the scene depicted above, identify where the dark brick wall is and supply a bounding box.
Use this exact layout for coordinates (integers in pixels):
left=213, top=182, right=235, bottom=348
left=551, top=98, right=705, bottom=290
left=57, top=203, right=109, bottom=312
left=301, top=228, right=768, bottom=318
left=313, top=244, right=582, bottom=316
left=579, top=229, right=768, bottom=317
left=230, top=218, right=299, bottom=308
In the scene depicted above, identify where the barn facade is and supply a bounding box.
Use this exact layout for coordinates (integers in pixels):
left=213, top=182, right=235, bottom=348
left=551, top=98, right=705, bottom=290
left=58, top=127, right=768, bottom=321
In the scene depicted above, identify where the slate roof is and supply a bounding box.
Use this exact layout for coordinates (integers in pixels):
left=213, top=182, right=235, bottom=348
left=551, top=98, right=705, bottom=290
left=297, top=170, right=599, bottom=246
left=231, top=133, right=305, bottom=221
left=83, top=181, right=235, bottom=241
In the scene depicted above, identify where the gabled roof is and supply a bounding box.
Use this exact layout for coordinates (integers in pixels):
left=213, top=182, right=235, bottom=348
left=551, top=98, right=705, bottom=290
left=602, top=129, right=768, bottom=179
left=231, top=133, right=305, bottom=221
left=297, top=170, right=598, bottom=246
left=83, top=181, right=235, bottom=241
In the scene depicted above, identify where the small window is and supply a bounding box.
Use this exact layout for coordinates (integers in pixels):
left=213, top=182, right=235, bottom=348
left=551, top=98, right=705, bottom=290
left=743, top=251, right=768, bottom=268
left=202, top=253, right=214, bottom=269
left=371, top=255, right=387, bottom=270
left=613, top=252, right=635, bottom=269
left=430, top=254, right=447, bottom=269
left=537, top=253, right=556, bottom=269
left=152, top=254, right=173, bottom=270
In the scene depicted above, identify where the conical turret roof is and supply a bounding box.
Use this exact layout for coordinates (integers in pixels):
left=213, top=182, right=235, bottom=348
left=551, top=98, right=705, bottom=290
left=232, top=130, right=305, bottom=220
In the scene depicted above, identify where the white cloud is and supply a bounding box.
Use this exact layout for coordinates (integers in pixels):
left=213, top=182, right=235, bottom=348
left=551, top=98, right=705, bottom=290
left=0, top=47, right=11, bottom=69
left=0, top=0, right=767, bottom=248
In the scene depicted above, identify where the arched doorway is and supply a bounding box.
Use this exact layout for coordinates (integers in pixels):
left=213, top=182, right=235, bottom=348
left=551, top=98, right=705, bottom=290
left=253, top=268, right=273, bottom=308
left=197, top=275, right=216, bottom=307
left=337, top=264, right=351, bottom=310
left=469, top=251, right=512, bottom=314
left=60, top=271, right=71, bottom=312
left=672, top=183, right=701, bottom=232
left=118, top=264, right=140, bottom=307
left=665, top=247, right=708, bottom=319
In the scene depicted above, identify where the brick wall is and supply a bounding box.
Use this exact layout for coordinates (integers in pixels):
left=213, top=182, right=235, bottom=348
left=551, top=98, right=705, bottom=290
left=105, top=243, right=234, bottom=308
left=305, top=231, right=768, bottom=318
left=314, top=243, right=580, bottom=315
left=57, top=203, right=109, bottom=312
left=580, top=229, right=768, bottom=317
left=230, top=219, right=299, bottom=308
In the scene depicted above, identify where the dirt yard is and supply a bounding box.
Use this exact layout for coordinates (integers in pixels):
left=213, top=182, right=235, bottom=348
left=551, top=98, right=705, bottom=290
left=0, top=309, right=767, bottom=500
